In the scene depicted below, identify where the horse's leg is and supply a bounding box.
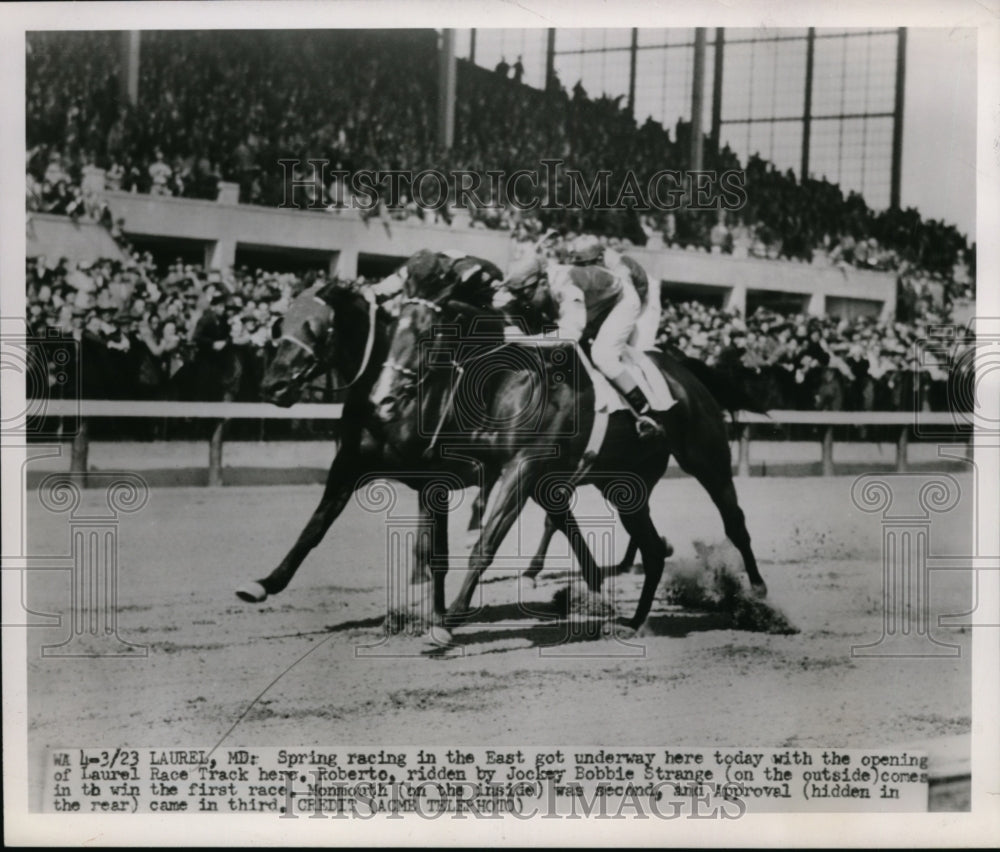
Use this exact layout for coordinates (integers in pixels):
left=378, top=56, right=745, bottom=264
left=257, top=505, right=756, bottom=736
left=430, top=504, right=449, bottom=620
left=446, top=457, right=533, bottom=626
left=525, top=501, right=661, bottom=583
left=695, top=468, right=766, bottom=595
left=523, top=513, right=558, bottom=582
left=539, top=506, right=602, bottom=593
left=665, top=400, right=767, bottom=595
left=608, top=494, right=667, bottom=630
left=235, top=449, right=367, bottom=602
left=411, top=484, right=437, bottom=585
left=466, top=465, right=499, bottom=551
left=467, top=489, right=485, bottom=532
left=609, top=454, right=674, bottom=578
left=415, top=485, right=449, bottom=622
left=612, top=538, right=641, bottom=576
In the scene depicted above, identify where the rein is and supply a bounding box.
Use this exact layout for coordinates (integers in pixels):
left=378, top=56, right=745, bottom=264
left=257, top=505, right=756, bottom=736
left=283, top=289, right=379, bottom=392
left=387, top=294, right=544, bottom=455
left=278, top=334, right=324, bottom=388
left=347, top=289, right=379, bottom=389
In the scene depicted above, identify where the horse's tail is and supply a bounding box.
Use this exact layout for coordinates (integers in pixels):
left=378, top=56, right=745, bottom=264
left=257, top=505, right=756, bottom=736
left=667, top=350, right=770, bottom=417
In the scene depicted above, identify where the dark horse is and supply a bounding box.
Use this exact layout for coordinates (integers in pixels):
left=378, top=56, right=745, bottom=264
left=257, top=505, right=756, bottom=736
left=236, top=282, right=447, bottom=603
left=370, top=291, right=768, bottom=638
left=236, top=282, right=604, bottom=610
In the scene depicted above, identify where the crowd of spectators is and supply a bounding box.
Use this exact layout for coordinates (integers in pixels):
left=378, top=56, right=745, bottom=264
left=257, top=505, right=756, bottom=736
left=26, top=250, right=354, bottom=400
left=657, top=300, right=955, bottom=391
left=24, top=28, right=975, bottom=409
left=27, top=30, right=974, bottom=286
left=27, top=241, right=968, bottom=410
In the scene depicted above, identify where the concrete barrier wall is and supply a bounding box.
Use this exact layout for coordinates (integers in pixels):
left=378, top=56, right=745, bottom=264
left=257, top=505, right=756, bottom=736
left=26, top=193, right=897, bottom=317
left=27, top=214, right=127, bottom=265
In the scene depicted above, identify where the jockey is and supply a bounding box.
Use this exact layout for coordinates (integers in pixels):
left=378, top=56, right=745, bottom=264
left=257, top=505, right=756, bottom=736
left=369, top=248, right=500, bottom=314
left=565, top=235, right=661, bottom=352
left=502, top=244, right=664, bottom=438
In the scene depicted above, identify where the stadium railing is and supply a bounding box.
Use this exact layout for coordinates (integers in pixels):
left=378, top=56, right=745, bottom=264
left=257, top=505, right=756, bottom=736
left=36, top=400, right=968, bottom=485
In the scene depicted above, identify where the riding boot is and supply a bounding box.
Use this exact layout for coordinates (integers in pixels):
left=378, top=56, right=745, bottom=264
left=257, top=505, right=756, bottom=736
left=624, top=387, right=665, bottom=438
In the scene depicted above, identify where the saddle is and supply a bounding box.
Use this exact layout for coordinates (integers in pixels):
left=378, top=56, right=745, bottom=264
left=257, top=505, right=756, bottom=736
left=503, top=330, right=676, bottom=414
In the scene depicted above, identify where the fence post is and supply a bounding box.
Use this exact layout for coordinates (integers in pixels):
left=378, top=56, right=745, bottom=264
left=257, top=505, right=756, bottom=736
left=70, top=418, right=89, bottom=481
left=208, top=419, right=225, bottom=486
left=737, top=424, right=751, bottom=477
left=895, top=425, right=909, bottom=472
left=821, top=425, right=834, bottom=476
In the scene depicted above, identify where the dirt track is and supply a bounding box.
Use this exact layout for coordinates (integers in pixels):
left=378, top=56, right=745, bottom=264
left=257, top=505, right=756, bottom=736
left=26, top=473, right=972, bottom=807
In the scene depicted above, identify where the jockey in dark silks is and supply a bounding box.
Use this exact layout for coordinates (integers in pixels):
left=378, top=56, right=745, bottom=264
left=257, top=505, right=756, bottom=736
left=370, top=249, right=501, bottom=312
left=502, top=235, right=665, bottom=437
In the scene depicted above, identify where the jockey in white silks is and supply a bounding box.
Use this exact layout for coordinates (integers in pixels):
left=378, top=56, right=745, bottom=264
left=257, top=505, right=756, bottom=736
left=501, top=236, right=665, bottom=438
left=567, top=234, right=662, bottom=352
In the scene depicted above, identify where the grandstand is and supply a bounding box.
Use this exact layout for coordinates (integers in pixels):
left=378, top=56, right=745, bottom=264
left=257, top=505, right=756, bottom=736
left=25, top=28, right=975, bottom=411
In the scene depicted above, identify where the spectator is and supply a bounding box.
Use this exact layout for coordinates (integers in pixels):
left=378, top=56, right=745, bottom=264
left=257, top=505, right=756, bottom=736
left=512, top=55, right=524, bottom=84
left=148, top=148, right=172, bottom=196
left=709, top=211, right=731, bottom=255
left=105, top=159, right=124, bottom=191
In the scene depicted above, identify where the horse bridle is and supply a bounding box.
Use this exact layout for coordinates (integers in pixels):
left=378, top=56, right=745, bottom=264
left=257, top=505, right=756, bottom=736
left=379, top=294, right=513, bottom=451
left=279, top=291, right=378, bottom=391
left=378, top=296, right=444, bottom=393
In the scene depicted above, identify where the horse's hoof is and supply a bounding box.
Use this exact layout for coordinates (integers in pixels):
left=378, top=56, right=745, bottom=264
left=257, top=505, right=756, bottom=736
left=615, top=625, right=637, bottom=641
left=751, top=582, right=768, bottom=599
left=410, top=567, right=432, bottom=586
left=424, top=625, right=453, bottom=646
left=235, top=581, right=268, bottom=603
left=618, top=616, right=650, bottom=639
left=662, top=536, right=674, bottom=558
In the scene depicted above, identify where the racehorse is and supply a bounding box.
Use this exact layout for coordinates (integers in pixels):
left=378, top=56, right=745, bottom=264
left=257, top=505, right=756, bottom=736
left=235, top=281, right=607, bottom=615
left=370, top=287, right=768, bottom=637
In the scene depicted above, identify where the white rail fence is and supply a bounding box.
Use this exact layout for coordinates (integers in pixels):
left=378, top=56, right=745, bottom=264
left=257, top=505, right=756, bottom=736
left=37, top=400, right=968, bottom=485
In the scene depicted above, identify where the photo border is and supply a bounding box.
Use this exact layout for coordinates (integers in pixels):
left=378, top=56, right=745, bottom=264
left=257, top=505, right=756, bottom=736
left=3, top=0, right=998, bottom=846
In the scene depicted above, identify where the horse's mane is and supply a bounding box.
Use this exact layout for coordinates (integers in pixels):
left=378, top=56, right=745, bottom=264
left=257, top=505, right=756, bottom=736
left=315, top=280, right=361, bottom=306
left=314, top=280, right=393, bottom=327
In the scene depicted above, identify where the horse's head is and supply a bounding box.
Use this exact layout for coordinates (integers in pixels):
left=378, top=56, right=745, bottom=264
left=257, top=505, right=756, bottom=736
left=261, top=286, right=339, bottom=407
left=370, top=295, right=449, bottom=425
